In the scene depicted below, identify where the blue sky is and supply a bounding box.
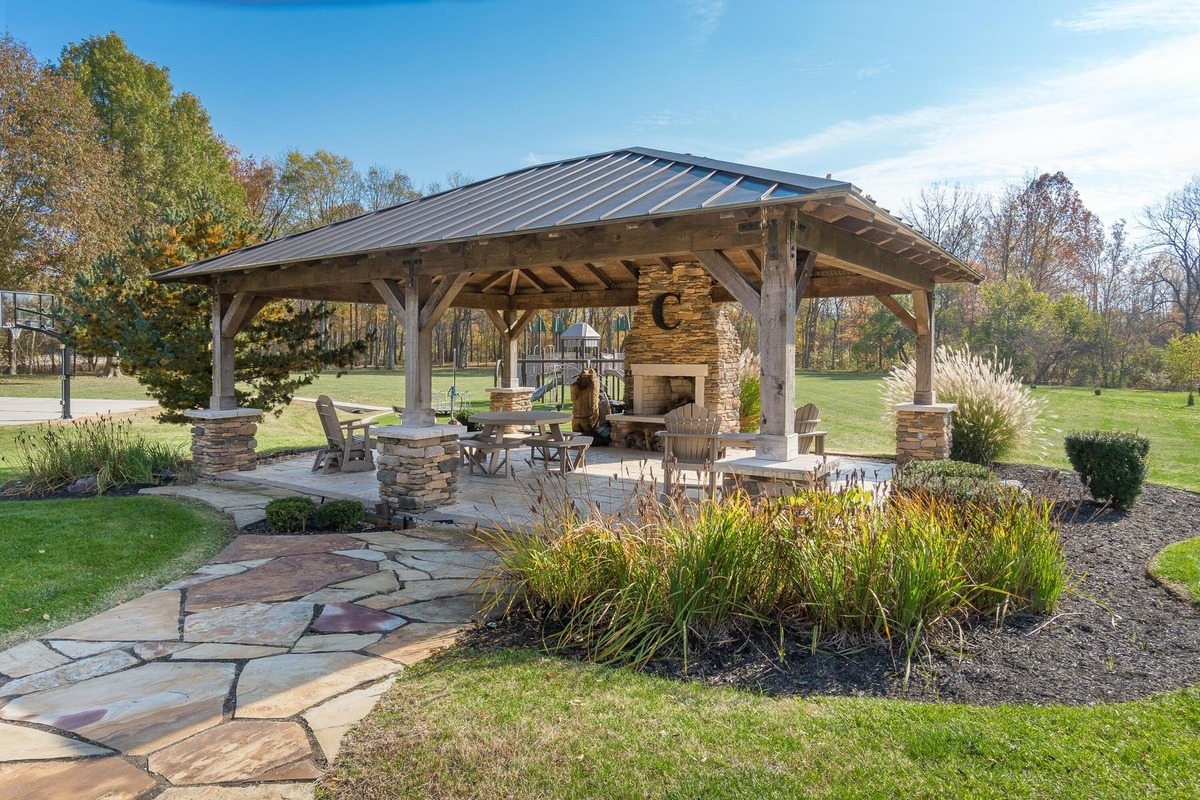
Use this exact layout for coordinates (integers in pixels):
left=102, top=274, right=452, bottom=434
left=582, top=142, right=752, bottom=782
left=6, top=0, right=1199, bottom=228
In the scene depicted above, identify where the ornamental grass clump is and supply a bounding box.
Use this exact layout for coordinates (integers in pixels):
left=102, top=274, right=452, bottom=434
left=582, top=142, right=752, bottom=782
left=478, top=485, right=1067, bottom=671
left=735, top=349, right=761, bottom=433
left=5, top=417, right=184, bottom=496
left=883, top=345, right=1045, bottom=465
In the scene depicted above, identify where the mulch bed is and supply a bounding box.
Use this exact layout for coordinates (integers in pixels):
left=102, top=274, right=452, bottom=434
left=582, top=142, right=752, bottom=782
left=466, top=465, right=1200, bottom=706
left=0, top=483, right=156, bottom=502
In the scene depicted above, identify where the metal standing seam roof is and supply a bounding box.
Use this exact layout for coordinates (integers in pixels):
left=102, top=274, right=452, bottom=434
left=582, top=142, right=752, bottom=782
left=154, top=147, right=871, bottom=281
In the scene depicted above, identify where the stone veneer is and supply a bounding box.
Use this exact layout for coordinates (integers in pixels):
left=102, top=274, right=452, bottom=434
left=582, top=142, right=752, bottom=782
left=487, top=387, right=534, bottom=412
left=893, top=403, right=955, bottom=465
left=375, top=425, right=461, bottom=512
left=185, top=408, right=262, bottom=476
left=613, top=262, right=740, bottom=446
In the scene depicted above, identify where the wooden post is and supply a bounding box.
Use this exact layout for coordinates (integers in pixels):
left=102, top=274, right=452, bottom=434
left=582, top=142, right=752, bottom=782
left=912, top=288, right=935, bottom=404
left=210, top=291, right=237, bottom=410
left=402, top=265, right=436, bottom=427
left=756, top=208, right=799, bottom=461
left=501, top=309, right=520, bottom=388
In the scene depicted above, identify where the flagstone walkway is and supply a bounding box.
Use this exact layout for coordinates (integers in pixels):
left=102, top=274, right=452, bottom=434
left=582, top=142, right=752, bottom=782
left=0, top=526, right=493, bottom=799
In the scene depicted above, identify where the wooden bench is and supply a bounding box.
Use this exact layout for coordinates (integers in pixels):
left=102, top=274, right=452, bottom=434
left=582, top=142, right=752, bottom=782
left=525, top=431, right=586, bottom=464
left=459, top=437, right=523, bottom=477
left=525, top=436, right=590, bottom=475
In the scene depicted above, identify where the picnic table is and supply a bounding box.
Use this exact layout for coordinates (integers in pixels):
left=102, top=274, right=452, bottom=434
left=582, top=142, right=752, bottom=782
left=462, top=411, right=587, bottom=476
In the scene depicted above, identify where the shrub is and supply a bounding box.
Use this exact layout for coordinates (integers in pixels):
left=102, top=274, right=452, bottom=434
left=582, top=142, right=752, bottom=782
left=883, top=345, right=1045, bottom=466
left=6, top=417, right=184, bottom=495
left=265, top=496, right=316, bottom=532
left=478, top=487, right=1066, bottom=671
left=893, top=459, right=1003, bottom=504
left=315, top=499, right=366, bottom=531
left=1064, top=431, right=1150, bottom=508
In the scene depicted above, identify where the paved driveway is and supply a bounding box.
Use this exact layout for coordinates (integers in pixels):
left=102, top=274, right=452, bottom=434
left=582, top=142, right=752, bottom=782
left=0, top=397, right=159, bottom=426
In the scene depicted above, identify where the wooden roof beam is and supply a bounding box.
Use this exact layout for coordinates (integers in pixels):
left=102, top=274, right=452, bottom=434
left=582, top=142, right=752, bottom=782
left=694, top=249, right=760, bottom=320
left=795, top=212, right=934, bottom=292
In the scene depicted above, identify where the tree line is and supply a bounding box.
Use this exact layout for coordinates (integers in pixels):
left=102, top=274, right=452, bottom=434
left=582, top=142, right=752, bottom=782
left=2, top=31, right=1196, bottom=405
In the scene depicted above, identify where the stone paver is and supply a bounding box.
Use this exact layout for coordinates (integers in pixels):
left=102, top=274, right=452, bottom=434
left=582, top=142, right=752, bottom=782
left=148, top=720, right=322, bottom=785
left=0, top=650, right=138, bottom=697
left=310, top=603, right=406, bottom=634
left=0, top=641, right=69, bottom=678
left=172, top=643, right=287, bottom=660
left=211, top=534, right=361, bottom=563
left=0, top=661, right=235, bottom=754
left=366, top=622, right=462, bottom=665
left=0, top=756, right=157, bottom=800
left=185, top=554, right=375, bottom=611
left=48, top=639, right=136, bottom=659
left=292, top=633, right=381, bottom=653
left=47, top=590, right=181, bottom=642
left=183, top=601, right=313, bottom=646
left=0, top=720, right=111, bottom=760
left=0, top=522, right=484, bottom=796
left=236, top=652, right=397, bottom=719
left=303, top=677, right=395, bottom=761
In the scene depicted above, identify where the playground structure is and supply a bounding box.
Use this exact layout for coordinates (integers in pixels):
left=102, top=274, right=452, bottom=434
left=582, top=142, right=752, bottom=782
left=517, top=321, right=624, bottom=409
left=1, top=290, right=73, bottom=419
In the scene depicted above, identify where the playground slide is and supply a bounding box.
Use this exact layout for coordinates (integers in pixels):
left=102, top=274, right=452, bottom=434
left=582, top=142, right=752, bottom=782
left=530, top=375, right=563, bottom=402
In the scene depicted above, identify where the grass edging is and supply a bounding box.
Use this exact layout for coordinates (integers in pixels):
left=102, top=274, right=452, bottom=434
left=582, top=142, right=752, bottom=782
left=1149, top=536, right=1200, bottom=605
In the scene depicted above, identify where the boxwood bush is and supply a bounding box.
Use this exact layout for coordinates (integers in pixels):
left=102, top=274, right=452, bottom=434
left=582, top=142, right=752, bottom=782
left=315, top=499, right=366, bottom=531
left=265, top=496, right=316, bottom=532
left=1064, top=431, right=1150, bottom=509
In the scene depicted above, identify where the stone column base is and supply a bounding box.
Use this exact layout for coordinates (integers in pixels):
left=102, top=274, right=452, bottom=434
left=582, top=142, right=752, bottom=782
left=893, top=403, right=955, bottom=466
left=375, top=425, right=461, bottom=512
left=185, top=408, right=263, bottom=477
left=487, top=387, right=534, bottom=411
left=487, top=387, right=534, bottom=434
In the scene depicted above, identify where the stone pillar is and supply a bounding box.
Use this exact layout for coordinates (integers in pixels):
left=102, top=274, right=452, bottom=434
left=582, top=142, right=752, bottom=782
left=185, top=408, right=262, bottom=477
left=893, top=403, right=955, bottom=465
left=375, top=425, right=461, bottom=512
left=487, top=387, right=533, bottom=412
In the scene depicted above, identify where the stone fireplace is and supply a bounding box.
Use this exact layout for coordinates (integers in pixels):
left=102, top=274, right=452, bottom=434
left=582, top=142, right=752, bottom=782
left=609, top=262, right=740, bottom=448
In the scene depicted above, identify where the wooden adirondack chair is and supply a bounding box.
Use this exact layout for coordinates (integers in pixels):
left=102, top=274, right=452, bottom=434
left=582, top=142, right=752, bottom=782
left=312, top=395, right=375, bottom=473
left=794, top=402, right=827, bottom=456
left=657, top=403, right=722, bottom=498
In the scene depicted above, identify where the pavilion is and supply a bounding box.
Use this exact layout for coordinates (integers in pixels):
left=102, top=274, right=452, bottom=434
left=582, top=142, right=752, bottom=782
left=153, top=147, right=980, bottom=511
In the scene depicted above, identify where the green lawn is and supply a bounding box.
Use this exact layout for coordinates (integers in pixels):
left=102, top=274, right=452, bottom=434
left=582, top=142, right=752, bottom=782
left=1150, top=537, right=1200, bottom=604
left=323, top=648, right=1200, bottom=800
left=0, top=496, right=232, bottom=647
left=797, top=373, right=1198, bottom=490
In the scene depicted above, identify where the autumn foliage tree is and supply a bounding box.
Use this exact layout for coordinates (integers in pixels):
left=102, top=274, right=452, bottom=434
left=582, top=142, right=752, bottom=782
left=0, top=36, right=130, bottom=292
left=61, top=191, right=365, bottom=422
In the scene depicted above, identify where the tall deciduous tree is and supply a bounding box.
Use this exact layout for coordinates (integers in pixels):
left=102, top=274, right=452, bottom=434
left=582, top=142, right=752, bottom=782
left=61, top=191, right=365, bottom=422
left=982, top=172, right=1102, bottom=297
left=56, top=32, right=244, bottom=223
left=0, top=36, right=130, bottom=291
left=1142, top=177, right=1200, bottom=334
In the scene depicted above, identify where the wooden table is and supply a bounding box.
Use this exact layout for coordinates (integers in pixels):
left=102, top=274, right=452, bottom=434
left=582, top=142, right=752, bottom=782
left=465, top=411, right=587, bottom=475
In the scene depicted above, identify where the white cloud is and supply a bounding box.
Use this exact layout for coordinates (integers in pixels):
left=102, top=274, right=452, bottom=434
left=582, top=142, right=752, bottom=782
left=682, top=0, right=725, bottom=45
left=745, top=28, right=1200, bottom=227
left=1059, top=0, right=1200, bottom=31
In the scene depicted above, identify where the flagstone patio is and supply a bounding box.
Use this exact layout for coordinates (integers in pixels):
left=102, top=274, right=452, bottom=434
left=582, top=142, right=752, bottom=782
left=0, top=526, right=489, bottom=799
left=205, top=444, right=897, bottom=529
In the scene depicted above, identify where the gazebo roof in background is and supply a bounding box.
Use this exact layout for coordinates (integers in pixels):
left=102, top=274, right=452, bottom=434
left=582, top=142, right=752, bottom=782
left=153, top=147, right=982, bottom=309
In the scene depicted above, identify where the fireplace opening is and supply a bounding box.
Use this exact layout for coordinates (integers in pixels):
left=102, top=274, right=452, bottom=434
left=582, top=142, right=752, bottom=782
left=627, top=363, right=708, bottom=418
